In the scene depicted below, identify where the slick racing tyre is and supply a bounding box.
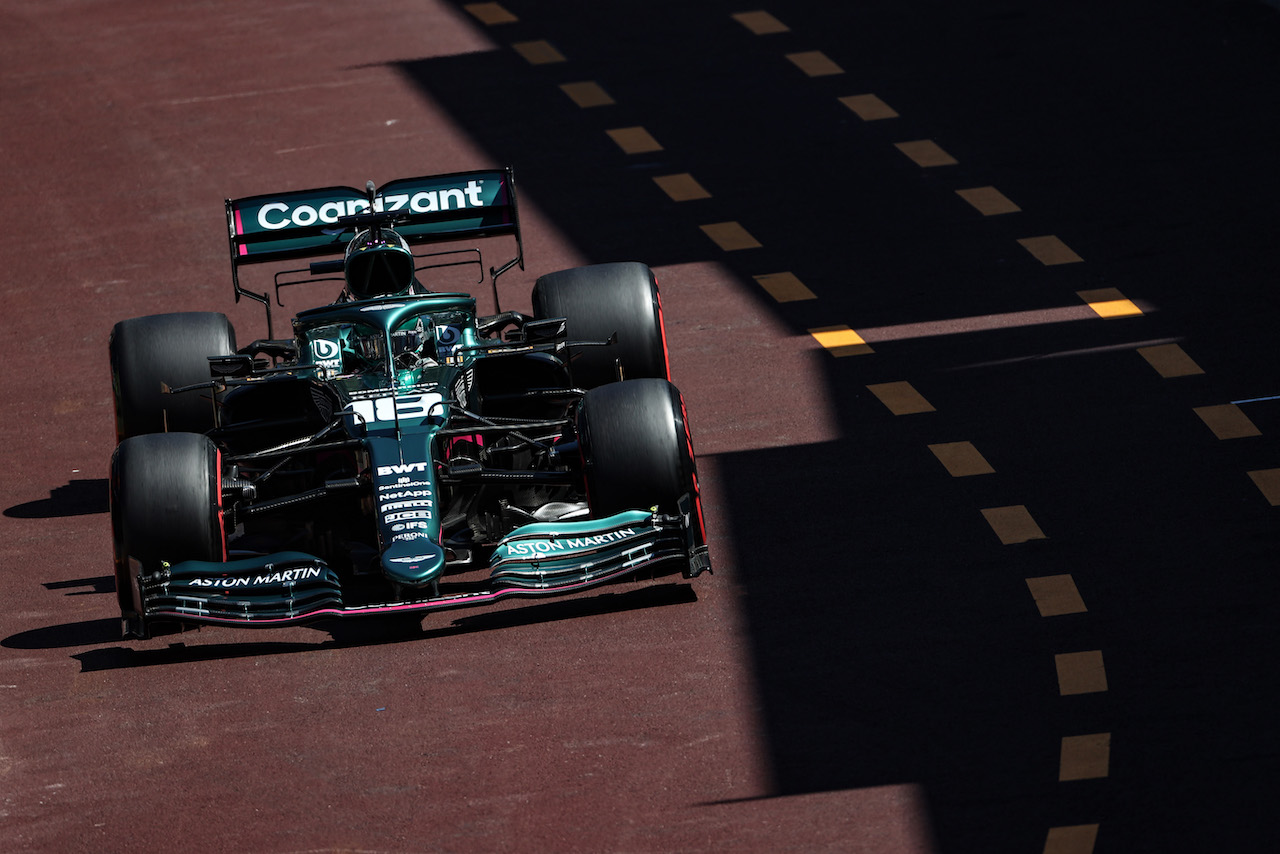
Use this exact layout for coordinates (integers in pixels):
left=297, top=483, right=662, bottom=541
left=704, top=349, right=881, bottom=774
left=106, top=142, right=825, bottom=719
left=110, top=432, right=226, bottom=634
left=577, top=378, right=698, bottom=518
left=532, top=262, right=669, bottom=389
left=110, top=311, right=237, bottom=441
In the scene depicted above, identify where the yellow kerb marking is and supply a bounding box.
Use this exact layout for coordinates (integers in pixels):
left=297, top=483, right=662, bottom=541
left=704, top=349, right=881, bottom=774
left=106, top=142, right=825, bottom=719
left=1019, top=235, right=1083, bottom=265
left=956, top=186, right=1020, bottom=216
left=1138, top=343, right=1203, bottom=378
left=928, top=442, right=994, bottom=477
left=560, top=81, right=614, bottom=108
left=700, top=221, right=761, bottom=251
left=1194, top=404, right=1260, bottom=439
left=867, top=381, right=934, bottom=415
left=808, top=326, right=873, bottom=357
left=1077, top=288, right=1142, bottom=318
left=654, top=173, right=710, bottom=201
left=512, top=40, right=565, bottom=64
left=606, top=126, right=662, bottom=154
left=732, top=11, right=789, bottom=34
left=464, top=3, right=517, bottom=24
left=1043, top=824, right=1100, bottom=854
left=754, top=272, right=815, bottom=302
left=895, top=140, right=957, bottom=167
left=981, top=505, right=1046, bottom=544
left=839, top=94, right=898, bottom=121
left=787, top=51, right=844, bottom=77
left=1026, top=575, right=1087, bottom=616
left=1059, top=733, right=1110, bottom=781
left=1055, top=650, right=1108, bottom=695
left=1248, top=468, right=1280, bottom=505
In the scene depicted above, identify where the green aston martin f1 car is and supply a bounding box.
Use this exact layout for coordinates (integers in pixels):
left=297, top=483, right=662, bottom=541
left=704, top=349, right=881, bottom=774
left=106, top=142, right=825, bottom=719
left=108, top=168, right=709, bottom=639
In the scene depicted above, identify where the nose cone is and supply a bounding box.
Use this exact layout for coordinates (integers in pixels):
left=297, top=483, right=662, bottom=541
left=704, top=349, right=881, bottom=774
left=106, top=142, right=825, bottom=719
left=381, top=538, right=445, bottom=586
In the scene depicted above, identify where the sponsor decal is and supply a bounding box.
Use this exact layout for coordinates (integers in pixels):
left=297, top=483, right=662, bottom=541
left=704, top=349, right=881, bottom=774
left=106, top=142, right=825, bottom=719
left=388, top=554, right=435, bottom=564
left=383, top=510, right=432, bottom=523
left=504, top=528, right=639, bottom=558
left=374, top=464, right=436, bottom=531
left=435, top=324, right=462, bottom=360
left=348, top=393, right=443, bottom=427
left=376, top=460, right=432, bottom=477
left=254, top=567, right=324, bottom=584
left=312, top=339, right=340, bottom=360
left=188, top=576, right=251, bottom=588
left=188, top=566, right=324, bottom=587
left=378, top=489, right=432, bottom=501
left=255, top=181, right=487, bottom=231
left=378, top=477, right=429, bottom=491
left=380, top=500, right=433, bottom=511
left=311, top=338, right=341, bottom=373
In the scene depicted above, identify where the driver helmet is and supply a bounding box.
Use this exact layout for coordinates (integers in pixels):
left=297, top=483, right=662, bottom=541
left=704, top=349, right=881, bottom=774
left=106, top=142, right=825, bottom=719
left=344, top=228, right=415, bottom=300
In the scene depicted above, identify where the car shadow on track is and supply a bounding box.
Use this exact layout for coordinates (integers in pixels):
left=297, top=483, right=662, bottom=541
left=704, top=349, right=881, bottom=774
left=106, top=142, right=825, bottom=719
left=2, top=582, right=697, bottom=672
left=43, top=575, right=116, bottom=596
left=4, top=478, right=108, bottom=518
left=407, top=3, right=1280, bottom=851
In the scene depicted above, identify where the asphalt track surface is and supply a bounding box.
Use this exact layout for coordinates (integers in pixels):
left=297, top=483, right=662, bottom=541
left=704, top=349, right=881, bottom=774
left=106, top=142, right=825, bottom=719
left=2, top=1, right=1278, bottom=852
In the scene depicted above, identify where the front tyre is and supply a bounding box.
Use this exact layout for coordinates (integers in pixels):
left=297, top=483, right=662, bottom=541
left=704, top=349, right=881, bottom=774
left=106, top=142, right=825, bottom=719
left=577, top=378, right=699, bottom=519
left=110, top=312, right=237, bottom=441
left=532, top=262, right=669, bottom=389
left=110, top=432, right=226, bottom=636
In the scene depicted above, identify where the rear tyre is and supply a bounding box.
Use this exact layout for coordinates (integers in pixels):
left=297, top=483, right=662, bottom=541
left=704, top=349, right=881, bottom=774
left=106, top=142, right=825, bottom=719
left=110, top=312, right=237, bottom=441
left=532, top=262, right=668, bottom=389
left=110, top=432, right=226, bottom=634
left=578, top=378, right=698, bottom=518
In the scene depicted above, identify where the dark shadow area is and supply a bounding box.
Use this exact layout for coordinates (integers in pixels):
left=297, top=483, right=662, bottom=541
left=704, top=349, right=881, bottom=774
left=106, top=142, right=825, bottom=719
left=10, top=583, right=695, bottom=670
left=2, top=617, right=122, bottom=649
left=43, top=575, right=115, bottom=596
left=5, top=478, right=108, bottom=518
left=318, top=581, right=697, bottom=643
left=392, top=1, right=1280, bottom=850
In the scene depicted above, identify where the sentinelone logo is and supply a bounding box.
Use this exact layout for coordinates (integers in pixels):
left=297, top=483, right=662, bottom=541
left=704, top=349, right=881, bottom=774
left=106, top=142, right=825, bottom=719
left=255, top=180, right=486, bottom=230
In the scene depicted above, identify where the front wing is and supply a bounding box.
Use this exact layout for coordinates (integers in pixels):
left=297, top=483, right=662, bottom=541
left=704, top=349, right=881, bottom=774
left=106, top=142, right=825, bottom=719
left=131, top=509, right=709, bottom=631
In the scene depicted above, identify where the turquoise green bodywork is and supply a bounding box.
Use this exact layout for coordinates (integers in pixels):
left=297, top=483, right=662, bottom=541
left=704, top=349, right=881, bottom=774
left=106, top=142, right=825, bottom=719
left=292, top=293, right=483, bottom=587
left=286, top=292, right=643, bottom=590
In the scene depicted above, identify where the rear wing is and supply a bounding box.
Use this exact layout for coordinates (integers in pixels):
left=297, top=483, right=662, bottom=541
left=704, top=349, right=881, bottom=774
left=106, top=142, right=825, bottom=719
left=225, top=167, right=523, bottom=331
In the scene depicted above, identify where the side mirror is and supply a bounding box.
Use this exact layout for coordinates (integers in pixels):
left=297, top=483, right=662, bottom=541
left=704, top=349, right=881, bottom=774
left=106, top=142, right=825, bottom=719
left=208, top=355, right=257, bottom=377
left=520, top=317, right=567, bottom=344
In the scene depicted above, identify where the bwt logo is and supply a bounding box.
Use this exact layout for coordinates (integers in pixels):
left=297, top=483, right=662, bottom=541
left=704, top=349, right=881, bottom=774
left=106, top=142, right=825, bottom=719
left=376, top=461, right=431, bottom=477
left=311, top=339, right=340, bottom=360
left=256, top=181, right=486, bottom=230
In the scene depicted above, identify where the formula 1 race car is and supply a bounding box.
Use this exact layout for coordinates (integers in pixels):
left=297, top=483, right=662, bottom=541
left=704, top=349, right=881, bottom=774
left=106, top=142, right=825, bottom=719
left=108, top=167, right=709, bottom=639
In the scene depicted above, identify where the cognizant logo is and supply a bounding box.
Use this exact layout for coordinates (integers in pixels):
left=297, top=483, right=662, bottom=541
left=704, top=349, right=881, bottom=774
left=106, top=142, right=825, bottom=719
left=256, top=180, right=486, bottom=230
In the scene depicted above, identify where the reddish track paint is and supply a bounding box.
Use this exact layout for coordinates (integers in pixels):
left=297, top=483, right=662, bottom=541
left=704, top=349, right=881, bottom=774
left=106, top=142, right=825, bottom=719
left=0, top=6, right=936, bottom=852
